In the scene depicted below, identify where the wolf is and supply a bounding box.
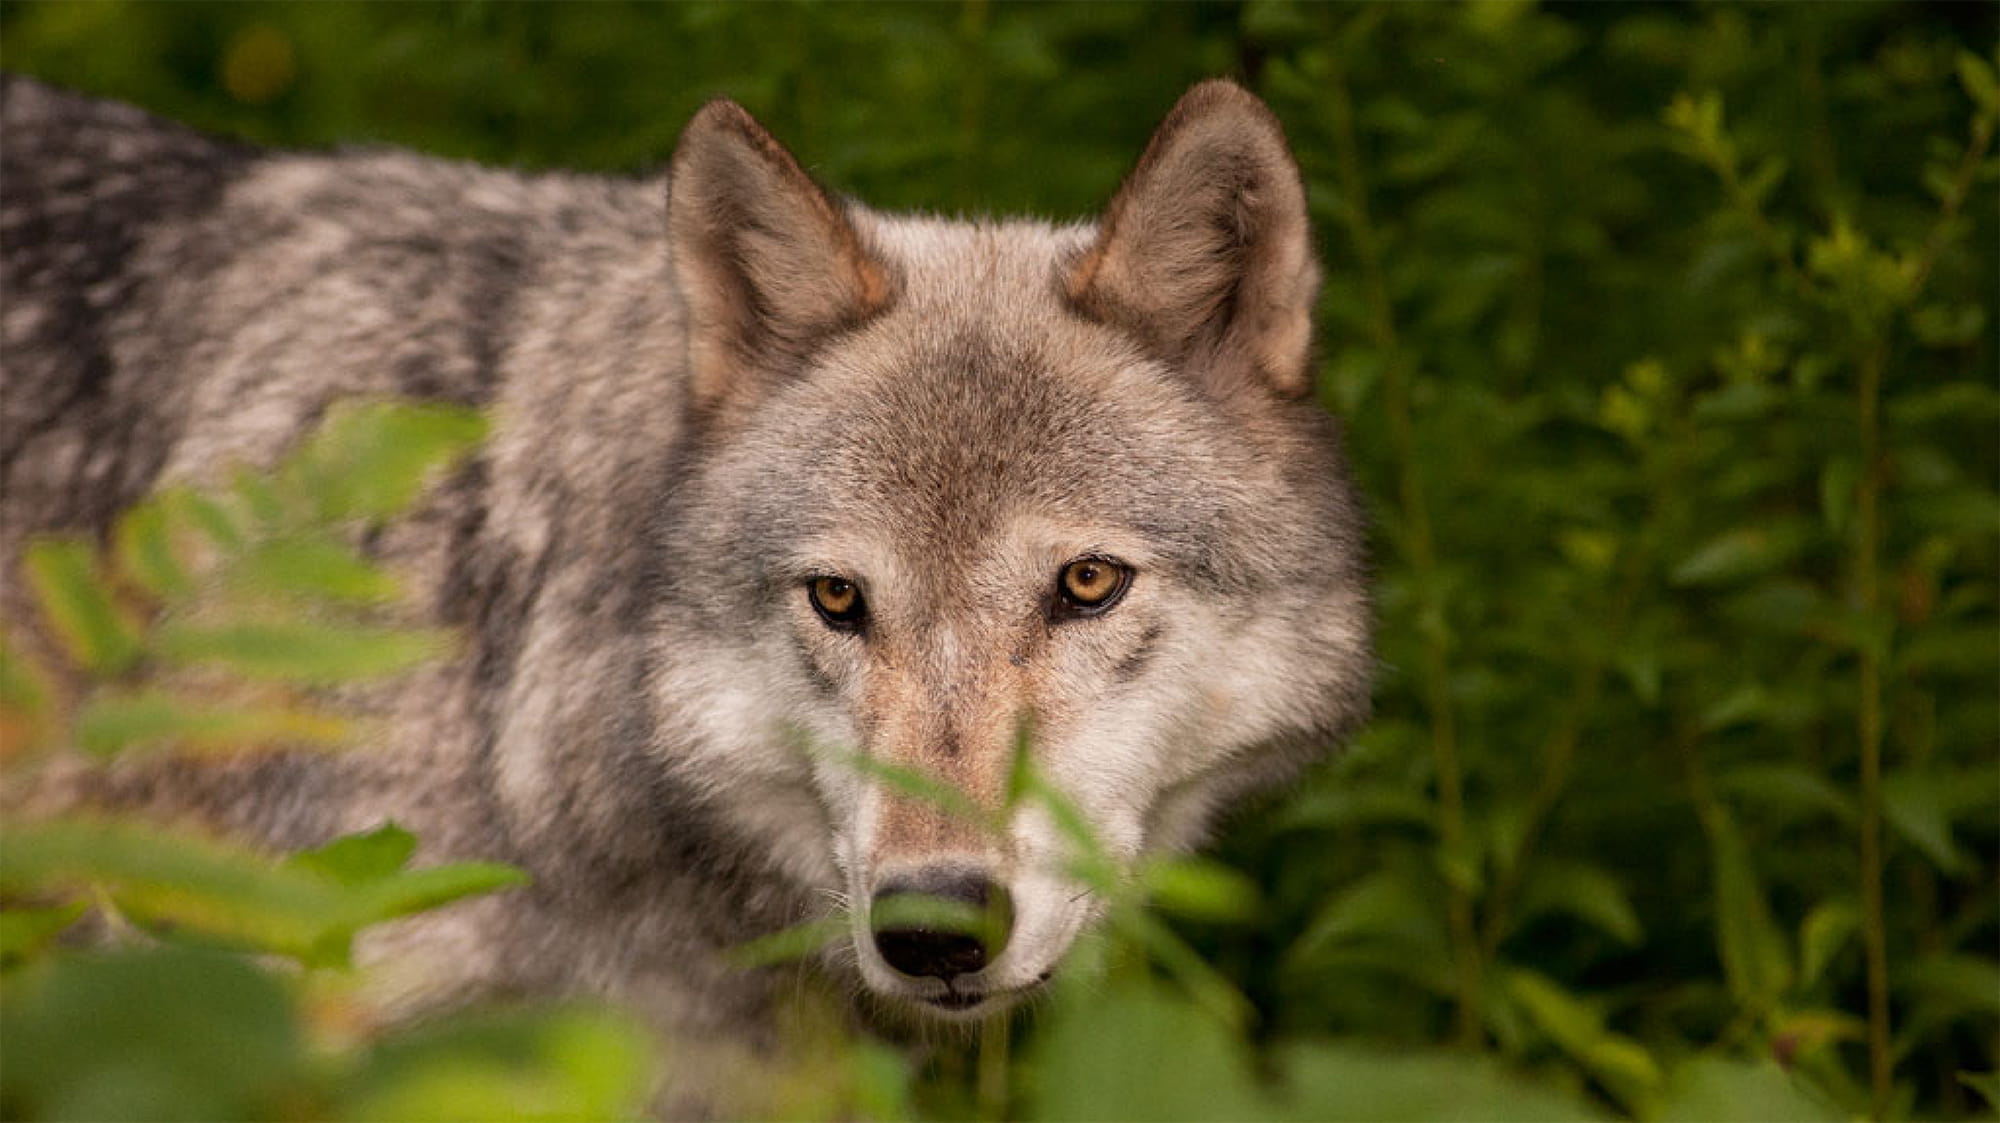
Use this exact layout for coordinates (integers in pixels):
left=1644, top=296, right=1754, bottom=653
left=1, top=73, right=1370, bottom=1103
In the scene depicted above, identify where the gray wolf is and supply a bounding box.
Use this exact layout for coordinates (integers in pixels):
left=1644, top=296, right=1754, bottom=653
left=1, top=73, right=1370, bottom=1098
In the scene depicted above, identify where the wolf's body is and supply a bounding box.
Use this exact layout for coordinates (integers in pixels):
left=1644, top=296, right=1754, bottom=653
left=1, top=74, right=1370, bottom=1102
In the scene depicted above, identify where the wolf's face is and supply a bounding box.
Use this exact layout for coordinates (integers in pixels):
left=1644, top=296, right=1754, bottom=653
left=647, top=83, right=1369, bottom=1020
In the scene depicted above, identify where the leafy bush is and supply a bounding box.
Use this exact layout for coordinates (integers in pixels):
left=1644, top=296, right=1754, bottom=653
left=2, top=3, right=1994, bottom=1120
left=2, top=403, right=655, bottom=1121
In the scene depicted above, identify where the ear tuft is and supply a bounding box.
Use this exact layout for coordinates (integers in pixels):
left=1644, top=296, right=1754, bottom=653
left=668, top=100, right=891, bottom=412
left=1068, top=80, right=1320, bottom=398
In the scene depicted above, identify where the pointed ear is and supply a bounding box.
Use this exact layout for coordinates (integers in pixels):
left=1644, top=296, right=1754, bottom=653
left=668, top=100, right=891, bottom=411
left=1067, top=81, right=1321, bottom=398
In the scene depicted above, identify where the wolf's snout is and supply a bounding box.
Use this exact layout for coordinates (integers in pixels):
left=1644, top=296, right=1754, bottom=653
left=869, top=868, right=1013, bottom=981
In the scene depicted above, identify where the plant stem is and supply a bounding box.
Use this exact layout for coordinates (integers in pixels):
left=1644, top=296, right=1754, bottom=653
left=976, top=1013, right=1010, bottom=1121
left=1850, top=99, right=1991, bottom=1120
left=1854, top=340, right=1891, bottom=1120
left=1324, top=56, right=1483, bottom=1048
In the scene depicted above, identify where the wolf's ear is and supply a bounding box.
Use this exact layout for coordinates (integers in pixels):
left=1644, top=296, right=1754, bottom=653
left=668, top=100, right=891, bottom=411
left=1067, top=81, right=1321, bottom=399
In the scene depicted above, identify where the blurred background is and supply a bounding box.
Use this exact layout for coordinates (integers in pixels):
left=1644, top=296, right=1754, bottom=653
left=2, top=2, right=1995, bottom=1120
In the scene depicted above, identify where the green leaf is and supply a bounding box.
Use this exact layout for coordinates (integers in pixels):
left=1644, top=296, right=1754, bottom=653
left=22, top=538, right=142, bottom=675
left=0, top=902, right=87, bottom=966
left=1275, top=1041, right=1604, bottom=1121
left=0, top=946, right=304, bottom=1122
left=340, top=1006, right=653, bottom=1123
left=287, top=400, right=487, bottom=523
left=226, top=536, right=401, bottom=604
left=1658, top=1056, right=1841, bottom=1121
left=1706, top=806, right=1793, bottom=1008
left=1798, top=900, right=1860, bottom=988
left=1030, top=978, right=1268, bottom=1122
left=727, top=916, right=852, bottom=969
left=1502, top=968, right=1662, bottom=1114
left=0, top=819, right=524, bottom=967
left=1271, top=783, right=1436, bottom=834
left=283, top=824, right=528, bottom=951
left=1510, top=860, right=1643, bottom=946
left=1882, top=769, right=1973, bottom=875
left=1142, top=858, right=1262, bottom=924
left=1714, top=763, right=1857, bottom=826
left=0, top=818, right=350, bottom=959
left=344, top=860, right=529, bottom=933
left=163, top=485, right=245, bottom=551
left=1961, top=1071, right=2000, bottom=1113
left=74, top=690, right=350, bottom=757
left=1669, top=526, right=1805, bottom=587
left=284, top=822, right=420, bottom=884
left=1957, top=50, right=2000, bottom=114
left=155, top=619, right=451, bottom=683
left=1287, top=868, right=1447, bottom=967
left=113, top=498, right=194, bottom=598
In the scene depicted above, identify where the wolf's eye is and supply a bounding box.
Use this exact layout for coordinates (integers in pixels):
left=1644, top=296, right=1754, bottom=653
left=1055, top=558, right=1131, bottom=617
left=808, top=576, right=867, bottom=630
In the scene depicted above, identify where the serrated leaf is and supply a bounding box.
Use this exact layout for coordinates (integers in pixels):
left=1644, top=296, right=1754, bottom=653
left=155, top=620, right=450, bottom=683
left=22, top=539, right=142, bottom=675
left=75, top=690, right=350, bottom=757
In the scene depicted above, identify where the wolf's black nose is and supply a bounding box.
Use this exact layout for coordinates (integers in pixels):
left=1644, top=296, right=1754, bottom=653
left=870, top=868, right=1012, bottom=981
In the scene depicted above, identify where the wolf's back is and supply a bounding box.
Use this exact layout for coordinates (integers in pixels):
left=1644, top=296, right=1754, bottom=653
left=1, top=75, right=265, bottom=538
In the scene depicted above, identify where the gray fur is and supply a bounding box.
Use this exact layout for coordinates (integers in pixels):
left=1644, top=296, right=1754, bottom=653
left=1, top=74, right=1370, bottom=1110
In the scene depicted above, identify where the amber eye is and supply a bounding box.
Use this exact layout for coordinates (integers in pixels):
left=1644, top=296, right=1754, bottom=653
left=1055, top=557, right=1131, bottom=616
left=808, top=576, right=867, bottom=630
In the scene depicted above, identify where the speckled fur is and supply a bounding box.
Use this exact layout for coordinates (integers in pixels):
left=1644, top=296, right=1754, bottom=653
left=1, top=75, right=1371, bottom=1110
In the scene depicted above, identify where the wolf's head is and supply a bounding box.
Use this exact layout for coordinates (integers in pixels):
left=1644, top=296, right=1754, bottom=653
left=647, top=82, right=1369, bottom=1020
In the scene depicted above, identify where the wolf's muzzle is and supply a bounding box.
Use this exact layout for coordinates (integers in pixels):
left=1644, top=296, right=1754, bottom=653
left=869, top=867, right=1013, bottom=981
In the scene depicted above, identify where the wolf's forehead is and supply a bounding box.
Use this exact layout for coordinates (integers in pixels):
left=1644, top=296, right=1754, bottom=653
left=859, top=213, right=1094, bottom=319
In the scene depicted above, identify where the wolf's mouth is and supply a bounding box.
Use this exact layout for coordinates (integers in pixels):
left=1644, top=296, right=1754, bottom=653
left=913, top=971, right=1054, bottom=1017
left=923, top=990, right=988, bottom=1011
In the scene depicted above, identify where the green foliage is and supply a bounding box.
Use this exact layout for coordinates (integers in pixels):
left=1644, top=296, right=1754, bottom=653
left=1, top=401, right=650, bottom=1120
left=2, top=2, right=1995, bottom=1120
